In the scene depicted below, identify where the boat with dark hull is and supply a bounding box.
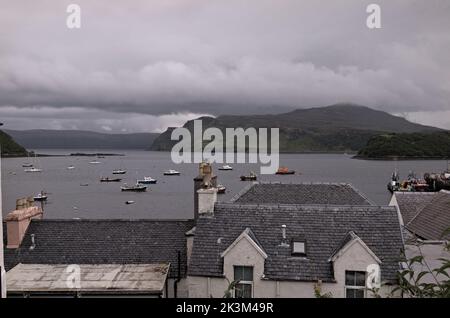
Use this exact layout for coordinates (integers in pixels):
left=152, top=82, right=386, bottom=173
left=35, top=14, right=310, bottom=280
left=33, top=191, right=48, bottom=202
left=217, top=184, right=226, bottom=194
left=240, top=172, right=257, bottom=181
left=100, top=177, right=122, bottom=182
left=424, top=172, right=450, bottom=191
left=121, top=183, right=147, bottom=192
left=112, top=169, right=127, bottom=175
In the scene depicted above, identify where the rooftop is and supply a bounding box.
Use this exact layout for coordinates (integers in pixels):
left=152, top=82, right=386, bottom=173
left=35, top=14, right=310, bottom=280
left=3, top=219, right=195, bottom=278
left=6, top=263, right=169, bottom=295
left=189, top=203, right=404, bottom=283
left=393, top=190, right=450, bottom=240
left=231, top=182, right=374, bottom=206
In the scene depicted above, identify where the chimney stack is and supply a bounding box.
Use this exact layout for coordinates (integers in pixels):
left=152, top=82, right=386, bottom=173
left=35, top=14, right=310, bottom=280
left=280, top=225, right=289, bottom=247
left=193, top=162, right=217, bottom=220
left=5, top=198, right=43, bottom=248
left=197, top=188, right=217, bottom=217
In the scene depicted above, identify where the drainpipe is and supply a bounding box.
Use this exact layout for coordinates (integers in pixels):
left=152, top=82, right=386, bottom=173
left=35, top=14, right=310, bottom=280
left=173, top=250, right=181, bottom=298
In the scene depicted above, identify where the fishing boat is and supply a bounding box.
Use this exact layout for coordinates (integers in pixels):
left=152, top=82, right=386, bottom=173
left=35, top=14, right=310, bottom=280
left=137, top=177, right=157, bottom=184
left=24, top=167, right=42, bottom=173
left=388, top=171, right=429, bottom=193
left=217, top=184, right=226, bottom=194
left=163, top=169, right=181, bottom=176
left=112, top=169, right=127, bottom=175
left=121, top=183, right=147, bottom=192
left=218, top=165, right=233, bottom=171
left=33, top=191, right=48, bottom=202
left=240, top=172, right=257, bottom=181
left=275, top=167, right=295, bottom=175
left=100, top=177, right=122, bottom=182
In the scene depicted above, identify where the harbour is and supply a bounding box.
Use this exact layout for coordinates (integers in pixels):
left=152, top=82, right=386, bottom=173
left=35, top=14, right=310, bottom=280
left=2, top=149, right=449, bottom=219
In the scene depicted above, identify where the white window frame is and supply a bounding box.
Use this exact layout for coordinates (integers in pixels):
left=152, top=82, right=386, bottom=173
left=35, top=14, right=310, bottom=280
left=233, top=266, right=254, bottom=298
left=344, top=271, right=366, bottom=298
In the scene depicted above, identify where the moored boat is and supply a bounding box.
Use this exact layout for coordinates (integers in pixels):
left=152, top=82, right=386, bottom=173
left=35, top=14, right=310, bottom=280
left=100, top=177, right=122, bottom=182
left=22, top=163, right=33, bottom=168
left=112, top=169, right=127, bottom=175
left=67, top=165, right=75, bottom=170
left=240, top=172, right=257, bottom=181
left=218, top=165, right=233, bottom=171
left=33, top=191, right=48, bottom=202
left=137, top=177, right=157, bottom=184
left=275, top=167, right=295, bottom=175
left=163, top=169, right=180, bottom=176
left=121, top=183, right=147, bottom=192
left=24, top=167, right=42, bottom=173
left=217, top=184, right=226, bottom=194
left=89, top=160, right=101, bottom=164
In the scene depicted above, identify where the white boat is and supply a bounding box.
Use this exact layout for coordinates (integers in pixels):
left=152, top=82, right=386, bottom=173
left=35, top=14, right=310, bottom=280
left=163, top=169, right=181, bottom=176
left=218, top=165, right=233, bottom=171
left=137, top=177, right=157, bottom=184
left=112, top=169, right=127, bottom=174
left=125, top=200, right=135, bottom=205
left=25, top=167, right=42, bottom=173
left=67, top=165, right=75, bottom=170
left=89, top=160, right=101, bottom=164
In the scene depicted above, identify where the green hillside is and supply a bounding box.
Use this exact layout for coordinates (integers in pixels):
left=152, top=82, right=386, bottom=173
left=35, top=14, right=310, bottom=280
left=0, top=130, right=28, bottom=156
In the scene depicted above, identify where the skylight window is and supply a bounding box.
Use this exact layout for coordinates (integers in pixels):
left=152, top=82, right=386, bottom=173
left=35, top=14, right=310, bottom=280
left=292, top=239, right=306, bottom=256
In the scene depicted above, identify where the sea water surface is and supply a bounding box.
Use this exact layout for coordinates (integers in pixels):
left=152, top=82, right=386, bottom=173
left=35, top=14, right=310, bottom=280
left=2, top=150, right=448, bottom=219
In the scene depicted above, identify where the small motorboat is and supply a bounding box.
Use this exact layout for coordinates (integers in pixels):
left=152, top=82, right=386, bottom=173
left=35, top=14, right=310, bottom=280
left=240, top=172, right=257, bottom=181
left=137, top=177, right=157, bottom=184
left=218, top=165, right=233, bottom=171
left=217, top=184, right=226, bottom=194
left=67, top=165, right=75, bottom=170
left=121, top=183, right=147, bottom=192
left=24, top=167, right=42, bottom=173
left=125, top=200, right=135, bottom=205
left=33, top=192, right=47, bottom=202
left=112, top=169, right=127, bottom=175
left=89, top=160, right=101, bottom=164
left=163, top=169, right=181, bottom=176
left=275, top=167, right=295, bottom=175
left=100, top=177, right=122, bottom=182
left=22, top=163, right=33, bottom=168
left=80, top=183, right=89, bottom=186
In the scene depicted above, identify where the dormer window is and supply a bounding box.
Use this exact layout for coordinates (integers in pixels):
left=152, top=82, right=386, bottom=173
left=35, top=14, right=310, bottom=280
left=292, top=239, right=306, bottom=256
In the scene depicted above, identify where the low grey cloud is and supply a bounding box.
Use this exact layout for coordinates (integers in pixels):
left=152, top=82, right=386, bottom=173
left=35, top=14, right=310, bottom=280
left=1, top=0, right=449, bottom=131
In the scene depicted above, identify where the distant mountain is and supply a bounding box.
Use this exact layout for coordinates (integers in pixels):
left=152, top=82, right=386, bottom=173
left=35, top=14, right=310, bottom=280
left=150, top=103, right=441, bottom=152
left=0, top=130, right=28, bottom=156
left=5, top=129, right=159, bottom=150
left=356, top=131, right=450, bottom=159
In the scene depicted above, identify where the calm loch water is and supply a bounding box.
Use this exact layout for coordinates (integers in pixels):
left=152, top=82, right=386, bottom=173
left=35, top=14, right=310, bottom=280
left=2, top=150, right=448, bottom=219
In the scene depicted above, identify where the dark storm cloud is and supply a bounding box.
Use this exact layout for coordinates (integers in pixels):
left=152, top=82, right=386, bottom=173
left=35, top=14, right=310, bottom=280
left=0, top=0, right=449, bottom=131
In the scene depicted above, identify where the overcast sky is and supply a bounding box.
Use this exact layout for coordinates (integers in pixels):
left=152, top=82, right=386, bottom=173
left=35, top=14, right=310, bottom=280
left=1, top=0, right=449, bottom=132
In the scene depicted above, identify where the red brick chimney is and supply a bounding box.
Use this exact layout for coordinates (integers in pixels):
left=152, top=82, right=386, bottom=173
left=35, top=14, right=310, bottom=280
left=5, top=197, right=43, bottom=248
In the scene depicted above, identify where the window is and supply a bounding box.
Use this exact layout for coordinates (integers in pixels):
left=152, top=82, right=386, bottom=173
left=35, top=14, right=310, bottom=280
left=292, top=240, right=306, bottom=256
left=233, top=266, right=253, bottom=298
left=345, top=271, right=366, bottom=298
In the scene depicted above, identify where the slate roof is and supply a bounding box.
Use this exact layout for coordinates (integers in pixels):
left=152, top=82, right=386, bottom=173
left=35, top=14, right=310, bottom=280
left=407, top=191, right=450, bottom=240
left=394, top=190, right=450, bottom=240
left=3, top=219, right=195, bottom=278
left=393, top=192, right=436, bottom=224
left=189, top=203, right=404, bottom=283
left=231, top=182, right=374, bottom=206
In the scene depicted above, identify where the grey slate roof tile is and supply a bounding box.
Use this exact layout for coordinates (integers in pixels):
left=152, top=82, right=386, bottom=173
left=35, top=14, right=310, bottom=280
left=231, top=182, right=374, bottom=206
left=3, top=219, right=195, bottom=278
left=189, top=204, right=404, bottom=283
